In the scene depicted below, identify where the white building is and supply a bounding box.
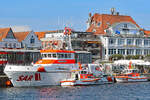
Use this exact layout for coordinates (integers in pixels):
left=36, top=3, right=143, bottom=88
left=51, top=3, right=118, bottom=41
left=14, top=31, right=42, bottom=49
left=86, top=11, right=150, bottom=60
left=0, top=28, right=21, bottom=49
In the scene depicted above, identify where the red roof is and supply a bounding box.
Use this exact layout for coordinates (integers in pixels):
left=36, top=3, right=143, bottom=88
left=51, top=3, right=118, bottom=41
left=14, top=31, right=30, bottom=42
left=0, top=28, right=11, bottom=41
left=35, top=32, right=47, bottom=40
left=86, top=13, right=140, bottom=35
left=35, top=30, right=58, bottom=40
left=144, top=30, right=150, bottom=35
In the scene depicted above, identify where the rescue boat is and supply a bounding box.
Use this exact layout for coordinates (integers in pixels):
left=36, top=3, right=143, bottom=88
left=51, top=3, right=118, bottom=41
left=4, top=49, right=79, bottom=87
left=114, top=61, right=150, bottom=82
left=60, top=69, right=100, bottom=86
left=60, top=64, right=114, bottom=86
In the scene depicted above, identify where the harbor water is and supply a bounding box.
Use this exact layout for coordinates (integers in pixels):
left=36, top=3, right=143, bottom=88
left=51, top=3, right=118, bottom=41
left=0, top=82, right=150, bottom=100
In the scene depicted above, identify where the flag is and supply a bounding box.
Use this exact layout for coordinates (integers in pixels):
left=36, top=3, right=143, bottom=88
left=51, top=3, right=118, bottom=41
left=116, top=30, right=120, bottom=34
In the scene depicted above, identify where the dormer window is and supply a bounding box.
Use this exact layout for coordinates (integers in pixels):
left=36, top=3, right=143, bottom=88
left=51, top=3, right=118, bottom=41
left=124, top=24, right=128, bottom=28
left=92, top=29, right=96, bottom=32
left=30, top=36, right=35, bottom=44
left=97, top=22, right=101, bottom=27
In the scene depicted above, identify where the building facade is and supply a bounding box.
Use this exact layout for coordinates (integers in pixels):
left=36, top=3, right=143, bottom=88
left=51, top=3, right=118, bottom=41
left=0, top=28, right=21, bottom=49
left=39, top=29, right=101, bottom=63
left=86, top=10, right=150, bottom=60
left=14, top=31, right=42, bottom=49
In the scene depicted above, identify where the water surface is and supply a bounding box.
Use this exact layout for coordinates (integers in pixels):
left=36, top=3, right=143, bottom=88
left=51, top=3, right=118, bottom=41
left=0, top=82, right=150, bottom=100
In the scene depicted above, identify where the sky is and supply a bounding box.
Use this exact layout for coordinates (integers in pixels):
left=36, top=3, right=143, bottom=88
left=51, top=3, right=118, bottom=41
left=0, top=0, right=150, bottom=32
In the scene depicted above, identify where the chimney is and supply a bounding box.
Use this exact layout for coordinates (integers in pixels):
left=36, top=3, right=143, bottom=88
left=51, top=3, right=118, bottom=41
left=111, top=8, right=115, bottom=15
left=116, top=12, right=119, bottom=15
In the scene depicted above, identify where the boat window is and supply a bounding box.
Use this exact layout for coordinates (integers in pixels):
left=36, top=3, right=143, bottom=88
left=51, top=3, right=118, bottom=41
left=58, top=54, right=64, bottom=58
left=81, top=71, right=87, bottom=74
left=53, top=54, right=57, bottom=58
left=65, top=54, right=68, bottom=58
left=48, top=54, right=51, bottom=58
left=41, top=54, right=44, bottom=57
left=44, top=54, right=47, bottom=58
left=68, top=54, right=71, bottom=58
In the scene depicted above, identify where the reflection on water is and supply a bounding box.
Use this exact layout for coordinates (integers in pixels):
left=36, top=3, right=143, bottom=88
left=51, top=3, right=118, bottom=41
left=0, top=82, right=150, bottom=100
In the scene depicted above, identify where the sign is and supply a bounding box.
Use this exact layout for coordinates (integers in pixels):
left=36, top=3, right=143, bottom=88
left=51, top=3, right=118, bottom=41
left=16, top=73, right=41, bottom=81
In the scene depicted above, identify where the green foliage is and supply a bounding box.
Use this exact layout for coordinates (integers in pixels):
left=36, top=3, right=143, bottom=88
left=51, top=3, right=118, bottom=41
left=125, top=55, right=143, bottom=60
left=109, top=54, right=124, bottom=61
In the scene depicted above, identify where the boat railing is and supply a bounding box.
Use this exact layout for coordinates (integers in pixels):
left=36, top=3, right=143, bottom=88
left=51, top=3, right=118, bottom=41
left=6, top=62, right=34, bottom=66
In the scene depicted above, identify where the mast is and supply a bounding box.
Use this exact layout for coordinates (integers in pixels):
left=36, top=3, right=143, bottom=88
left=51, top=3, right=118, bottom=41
left=63, top=27, right=72, bottom=50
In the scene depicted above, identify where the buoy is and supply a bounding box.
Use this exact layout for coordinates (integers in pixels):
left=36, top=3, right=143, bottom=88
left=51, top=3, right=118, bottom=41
left=37, top=66, right=46, bottom=72
left=107, top=76, right=113, bottom=82
left=5, top=80, right=12, bottom=86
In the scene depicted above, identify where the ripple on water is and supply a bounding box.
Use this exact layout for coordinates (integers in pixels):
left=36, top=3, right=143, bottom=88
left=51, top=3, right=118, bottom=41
left=0, top=82, right=150, bottom=100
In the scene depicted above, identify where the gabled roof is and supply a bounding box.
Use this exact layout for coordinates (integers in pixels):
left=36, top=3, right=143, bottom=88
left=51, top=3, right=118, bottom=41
left=0, top=28, right=11, bottom=41
left=144, top=30, right=150, bottom=35
left=35, top=32, right=47, bottom=40
left=86, top=13, right=140, bottom=35
left=35, top=30, right=58, bottom=40
left=14, top=31, right=30, bottom=42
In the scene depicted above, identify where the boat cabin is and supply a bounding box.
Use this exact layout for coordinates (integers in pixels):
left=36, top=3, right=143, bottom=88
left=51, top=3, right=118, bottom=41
left=122, top=69, right=139, bottom=74
left=35, top=50, right=76, bottom=65
left=40, top=50, right=75, bottom=59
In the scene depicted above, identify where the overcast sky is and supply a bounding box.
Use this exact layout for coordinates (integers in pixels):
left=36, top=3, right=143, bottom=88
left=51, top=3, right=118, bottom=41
left=0, top=0, right=150, bottom=32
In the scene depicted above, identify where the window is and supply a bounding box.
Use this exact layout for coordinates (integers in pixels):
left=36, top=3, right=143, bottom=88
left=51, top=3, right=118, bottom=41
left=53, top=54, right=57, bottom=58
left=124, top=24, right=128, bottom=28
left=127, top=49, right=134, bottom=55
left=65, top=54, right=68, bottom=58
left=108, top=49, right=116, bottom=55
left=136, top=39, right=142, bottom=46
left=97, top=22, right=101, bottom=27
left=68, top=54, right=71, bottom=58
left=118, top=49, right=125, bottom=55
left=44, top=54, right=47, bottom=58
left=127, top=39, right=134, bottom=45
left=5, top=43, right=7, bottom=48
left=144, top=49, right=150, bottom=55
left=48, top=54, right=51, bottom=58
left=122, top=24, right=129, bottom=34
left=30, top=36, right=35, bottom=44
left=9, top=43, right=11, bottom=48
left=92, top=29, right=96, bottom=32
left=144, top=40, right=148, bottom=46
left=118, top=39, right=125, bottom=45
left=136, top=49, right=142, bottom=55
left=109, top=38, right=116, bottom=45
left=122, top=29, right=129, bottom=34
left=13, top=43, right=16, bottom=48
left=144, top=40, right=150, bottom=47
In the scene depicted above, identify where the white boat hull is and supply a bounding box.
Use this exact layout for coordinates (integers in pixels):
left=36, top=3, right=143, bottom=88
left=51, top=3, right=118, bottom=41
left=4, top=64, right=74, bottom=87
left=5, top=71, right=71, bottom=87
left=115, top=76, right=149, bottom=83
left=60, top=76, right=114, bottom=86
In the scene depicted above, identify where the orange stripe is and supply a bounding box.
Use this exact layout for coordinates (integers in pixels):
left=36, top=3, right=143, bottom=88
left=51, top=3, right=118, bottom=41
left=81, top=78, right=100, bottom=82
left=115, top=76, right=128, bottom=78
left=35, top=59, right=75, bottom=64
left=40, top=50, right=75, bottom=53
left=60, top=80, right=76, bottom=83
